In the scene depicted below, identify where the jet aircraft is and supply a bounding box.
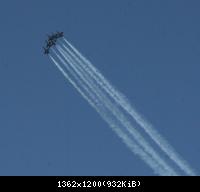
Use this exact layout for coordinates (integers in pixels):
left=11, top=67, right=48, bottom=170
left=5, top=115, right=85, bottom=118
left=46, top=40, right=56, bottom=48
left=55, top=31, right=64, bottom=38
left=43, top=31, right=64, bottom=54
left=47, top=31, right=64, bottom=43
left=43, top=47, right=49, bottom=54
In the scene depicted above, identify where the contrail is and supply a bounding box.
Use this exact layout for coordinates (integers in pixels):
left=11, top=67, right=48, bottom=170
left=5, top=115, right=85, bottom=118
left=61, top=38, right=196, bottom=175
left=57, top=45, right=179, bottom=175
left=52, top=47, right=178, bottom=175
left=49, top=54, right=174, bottom=175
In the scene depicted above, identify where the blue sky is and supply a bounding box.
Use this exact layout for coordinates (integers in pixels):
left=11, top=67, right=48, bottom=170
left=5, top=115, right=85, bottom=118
left=0, top=0, right=199, bottom=175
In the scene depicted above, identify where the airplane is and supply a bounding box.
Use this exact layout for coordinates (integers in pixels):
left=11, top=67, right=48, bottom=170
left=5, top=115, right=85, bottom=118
left=55, top=31, right=64, bottom=38
left=43, top=38, right=56, bottom=55
left=46, top=39, right=56, bottom=48
left=47, top=31, right=64, bottom=42
left=43, top=32, right=64, bottom=54
left=43, top=47, right=49, bottom=54
left=47, top=35, right=54, bottom=41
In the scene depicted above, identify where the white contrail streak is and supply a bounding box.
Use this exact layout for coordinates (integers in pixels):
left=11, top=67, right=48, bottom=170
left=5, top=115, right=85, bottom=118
left=49, top=54, right=173, bottom=175
left=54, top=46, right=178, bottom=175
left=61, top=38, right=196, bottom=175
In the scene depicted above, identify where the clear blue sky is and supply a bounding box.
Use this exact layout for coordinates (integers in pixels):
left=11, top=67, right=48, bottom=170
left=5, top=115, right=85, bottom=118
left=0, top=0, right=199, bottom=175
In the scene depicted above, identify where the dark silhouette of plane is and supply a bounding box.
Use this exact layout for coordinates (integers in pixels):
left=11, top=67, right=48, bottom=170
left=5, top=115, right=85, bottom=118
left=43, top=31, right=64, bottom=54
left=43, top=47, right=49, bottom=54
left=55, top=31, right=64, bottom=38
left=47, top=31, right=64, bottom=43
left=46, top=40, right=56, bottom=48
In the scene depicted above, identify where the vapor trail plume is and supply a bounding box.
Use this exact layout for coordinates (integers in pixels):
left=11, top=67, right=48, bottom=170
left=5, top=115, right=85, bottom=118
left=61, top=38, right=196, bottom=175
left=49, top=54, right=174, bottom=175
left=54, top=46, right=178, bottom=175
